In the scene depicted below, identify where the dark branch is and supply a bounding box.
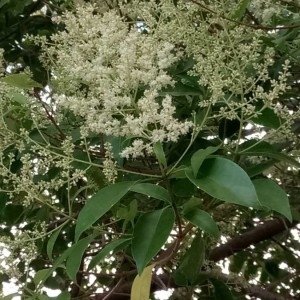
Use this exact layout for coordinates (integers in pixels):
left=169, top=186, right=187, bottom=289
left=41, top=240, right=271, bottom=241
left=208, top=218, right=296, bottom=262
left=92, top=218, right=297, bottom=300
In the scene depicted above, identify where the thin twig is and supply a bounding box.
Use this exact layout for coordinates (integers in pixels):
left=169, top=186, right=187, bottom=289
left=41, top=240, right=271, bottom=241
left=189, top=0, right=300, bottom=30
left=102, top=278, right=123, bottom=300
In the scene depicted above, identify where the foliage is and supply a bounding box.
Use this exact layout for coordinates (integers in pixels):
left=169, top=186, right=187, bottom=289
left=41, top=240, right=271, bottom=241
left=0, top=0, right=300, bottom=299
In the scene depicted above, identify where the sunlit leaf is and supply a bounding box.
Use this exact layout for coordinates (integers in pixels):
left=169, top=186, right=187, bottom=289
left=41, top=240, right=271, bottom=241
left=131, top=264, right=155, bottom=300
left=1, top=73, right=42, bottom=89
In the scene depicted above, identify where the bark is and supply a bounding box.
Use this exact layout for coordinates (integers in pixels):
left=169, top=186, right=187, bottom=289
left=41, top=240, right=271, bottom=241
left=208, top=218, right=296, bottom=262
left=245, top=285, right=293, bottom=300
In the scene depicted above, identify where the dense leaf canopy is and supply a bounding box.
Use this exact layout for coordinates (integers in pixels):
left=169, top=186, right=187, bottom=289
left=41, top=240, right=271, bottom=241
left=0, top=1, right=300, bottom=300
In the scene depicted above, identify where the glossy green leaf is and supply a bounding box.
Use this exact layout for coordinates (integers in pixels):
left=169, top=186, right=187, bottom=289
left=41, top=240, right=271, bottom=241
left=210, top=278, right=234, bottom=300
left=153, top=142, right=167, bottom=169
left=253, top=178, right=292, bottom=221
left=131, top=264, right=154, bottom=300
left=66, top=234, right=95, bottom=281
left=132, top=207, right=175, bottom=274
left=186, top=158, right=261, bottom=208
left=184, top=209, right=220, bottom=238
left=175, top=234, right=205, bottom=284
left=88, top=238, right=131, bottom=270
left=191, top=145, right=220, bottom=176
left=130, top=183, right=170, bottom=202
left=1, top=73, right=43, bottom=89
left=75, top=181, right=135, bottom=241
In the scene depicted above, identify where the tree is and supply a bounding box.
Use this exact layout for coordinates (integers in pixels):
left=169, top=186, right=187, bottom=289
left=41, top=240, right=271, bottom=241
left=0, top=0, right=300, bottom=299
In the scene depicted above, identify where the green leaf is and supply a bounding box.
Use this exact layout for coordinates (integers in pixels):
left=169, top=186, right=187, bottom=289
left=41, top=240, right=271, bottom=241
left=253, top=178, right=292, bottom=221
left=75, top=181, right=135, bottom=241
left=191, top=146, right=220, bottom=176
left=36, top=247, right=73, bottom=288
left=130, top=183, right=170, bottom=202
left=186, top=158, right=261, bottom=208
left=66, top=234, right=95, bottom=281
left=117, top=199, right=138, bottom=231
left=231, top=0, right=250, bottom=21
left=1, top=73, right=43, bottom=89
left=0, top=294, right=20, bottom=300
left=239, top=140, right=300, bottom=168
left=0, top=0, right=10, bottom=9
left=153, top=142, right=167, bottom=169
left=56, top=292, right=71, bottom=300
left=104, top=135, right=126, bottom=166
left=210, top=278, right=234, bottom=300
left=34, top=269, right=51, bottom=286
left=173, top=57, right=196, bottom=75
left=252, top=107, right=281, bottom=129
left=8, top=92, right=28, bottom=105
left=175, top=234, right=205, bottom=284
left=131, top=264, right=154, bottom=300
left=132, top=207, right=175, bottom=274
left=159, top=82, right=202, bottom=96
left=38, top=296, right=50, bottom=300
left=246, top=159, right=277, bottom=177
left=172, top=178, right=195, bottom=198
left=88, top=238, right=131, bottom=270
left=184, top=209, right=220, bottom=238
left=47, top=224, right=66, bottom=260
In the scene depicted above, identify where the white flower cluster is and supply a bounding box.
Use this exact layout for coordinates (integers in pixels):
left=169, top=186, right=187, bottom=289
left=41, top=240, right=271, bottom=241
left=103, top=142, right=118, bottom=183
left=0, top=223, right=46, bottom=279
left=38, top=4, right=192, bottom=158
left=126, top=0, right=292, bottom=119
left=249, top=0, right=293, bottom=24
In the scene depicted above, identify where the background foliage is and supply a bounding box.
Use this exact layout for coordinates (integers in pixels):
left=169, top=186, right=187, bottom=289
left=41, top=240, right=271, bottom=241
left=0, top=1, right=300, bottom=300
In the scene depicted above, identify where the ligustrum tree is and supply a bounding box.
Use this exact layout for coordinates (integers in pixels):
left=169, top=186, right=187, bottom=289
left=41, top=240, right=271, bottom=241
left=0, top=0, right=300, bottom=299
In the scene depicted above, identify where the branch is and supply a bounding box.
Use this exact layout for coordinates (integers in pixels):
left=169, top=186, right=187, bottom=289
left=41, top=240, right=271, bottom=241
left=92, top=218, right=297, bottom=300
left=208, top=218, right=296, bottom=262
left=245, top=285, right=293, bottom=300
left=189, top=0, right=300, bottom=30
